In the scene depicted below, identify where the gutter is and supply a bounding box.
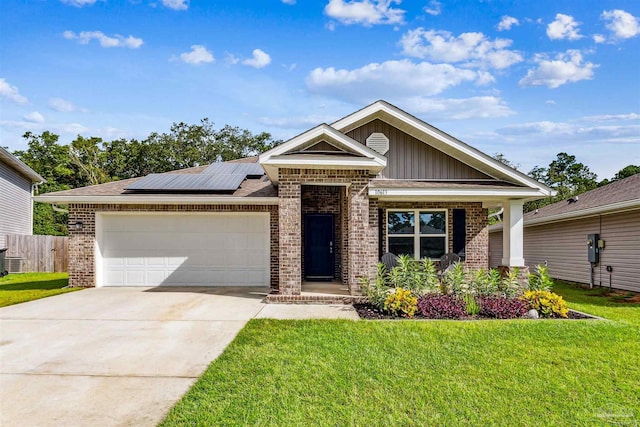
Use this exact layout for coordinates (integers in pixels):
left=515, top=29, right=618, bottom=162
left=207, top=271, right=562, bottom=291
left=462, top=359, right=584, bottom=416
left=33, top=195, right=280, bottom=205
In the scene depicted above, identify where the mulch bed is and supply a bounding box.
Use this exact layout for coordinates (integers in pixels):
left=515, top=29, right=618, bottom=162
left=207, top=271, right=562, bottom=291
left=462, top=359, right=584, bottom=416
left=353, top=303, right=597, bottom=320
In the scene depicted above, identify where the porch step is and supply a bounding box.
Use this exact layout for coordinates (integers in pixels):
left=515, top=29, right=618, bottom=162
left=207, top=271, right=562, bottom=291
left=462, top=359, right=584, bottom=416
left=265, top=293, right=367, bottom=305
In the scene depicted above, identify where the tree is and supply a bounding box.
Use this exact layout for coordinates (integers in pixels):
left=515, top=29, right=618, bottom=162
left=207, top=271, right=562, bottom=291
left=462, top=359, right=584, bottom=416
left=492, top=152, right=520, bottom=170
left=598, top=165, right=640, bottom=187
left=525, top=152, right=598, bottom=212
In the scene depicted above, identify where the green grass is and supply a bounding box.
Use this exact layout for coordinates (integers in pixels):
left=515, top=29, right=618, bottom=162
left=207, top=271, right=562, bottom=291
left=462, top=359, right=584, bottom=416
left=0, top=273, right=79, bottom=307
left=161, top=282, right=640, bottom=427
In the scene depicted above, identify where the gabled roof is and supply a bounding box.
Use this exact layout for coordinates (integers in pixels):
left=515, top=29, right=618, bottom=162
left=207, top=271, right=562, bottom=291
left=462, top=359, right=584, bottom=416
left=0, top=146, right=45, bottom=183
left=259, top=123, right=387, bottom=184
left=490, top=173, right=640, bottom=230
left=331, top=100, right=554, bottom=196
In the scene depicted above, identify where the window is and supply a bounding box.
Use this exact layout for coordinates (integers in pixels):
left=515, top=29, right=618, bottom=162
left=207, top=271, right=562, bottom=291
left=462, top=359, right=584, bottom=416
left=387, top=210, right=447, bottom=259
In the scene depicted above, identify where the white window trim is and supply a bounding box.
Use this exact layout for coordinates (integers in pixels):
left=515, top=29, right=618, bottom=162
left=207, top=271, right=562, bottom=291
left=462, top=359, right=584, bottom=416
left=386, top=209, right=448, bottom=259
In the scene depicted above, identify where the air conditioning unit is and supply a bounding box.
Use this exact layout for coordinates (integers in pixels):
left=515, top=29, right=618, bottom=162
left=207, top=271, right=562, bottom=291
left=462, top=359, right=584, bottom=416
left=5, top=257, right=23, bottom=273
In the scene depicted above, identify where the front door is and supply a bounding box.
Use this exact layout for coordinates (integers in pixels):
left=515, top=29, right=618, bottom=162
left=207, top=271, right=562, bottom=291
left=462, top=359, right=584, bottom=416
left=304, top=214, right=334, bottom=280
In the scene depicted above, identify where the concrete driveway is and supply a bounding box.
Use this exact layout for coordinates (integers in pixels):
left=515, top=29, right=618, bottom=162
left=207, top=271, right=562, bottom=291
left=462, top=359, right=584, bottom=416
left=0, top=287, right=270, bottom=427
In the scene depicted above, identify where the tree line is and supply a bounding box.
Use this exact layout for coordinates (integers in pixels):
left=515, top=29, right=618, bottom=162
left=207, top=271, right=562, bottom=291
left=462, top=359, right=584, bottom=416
left=8, top=121, right=639, bottom=235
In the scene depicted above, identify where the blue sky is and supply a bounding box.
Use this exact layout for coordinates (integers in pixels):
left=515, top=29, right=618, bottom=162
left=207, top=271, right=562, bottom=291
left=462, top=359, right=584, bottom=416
left=1, top=0, right=639, bottom=179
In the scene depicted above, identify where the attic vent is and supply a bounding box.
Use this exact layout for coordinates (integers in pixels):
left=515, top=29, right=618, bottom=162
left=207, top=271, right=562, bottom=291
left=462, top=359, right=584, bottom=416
left=366, top=132, right=389, bottom=155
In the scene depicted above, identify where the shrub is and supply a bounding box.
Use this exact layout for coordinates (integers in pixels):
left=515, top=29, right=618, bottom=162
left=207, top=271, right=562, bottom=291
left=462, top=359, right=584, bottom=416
left=522, top=291, right=568, bottom=318
left=361, top=264, right=391, bottom=310
left=528, top=265, right=554, bottom=292
left=463, top=293, right=480, bottom=316
left=384, top=287, right=418, bottom=318
left=417, top=294, right=466, bottom=319
left=441, top=262, right=467, bottom=296
left=498, top=267, right=521, bottom=298
left=420, top=258, right=440, bottom=293
left=379, top=255, right=439, bottom=296
left=477, top=296, right=528, bottom=319
left=469, top=268, right=501, bottom=297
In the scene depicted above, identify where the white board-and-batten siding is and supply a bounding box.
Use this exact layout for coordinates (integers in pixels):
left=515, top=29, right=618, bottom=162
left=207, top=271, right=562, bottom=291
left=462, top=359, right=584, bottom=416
left=489, top=209, right=640, bottom=293
left=0, top=162, right=33, bottom=248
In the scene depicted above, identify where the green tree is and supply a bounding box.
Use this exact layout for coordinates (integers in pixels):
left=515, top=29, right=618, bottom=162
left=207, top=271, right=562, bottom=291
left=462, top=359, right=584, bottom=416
left=598, top=165, right=640, bottom=187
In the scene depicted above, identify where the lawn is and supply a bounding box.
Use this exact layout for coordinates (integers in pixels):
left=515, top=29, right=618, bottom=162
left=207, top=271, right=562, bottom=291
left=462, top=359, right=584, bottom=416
left=161, top=282, right=640, bottom=426
left=0, top=273, right=78, bottom=307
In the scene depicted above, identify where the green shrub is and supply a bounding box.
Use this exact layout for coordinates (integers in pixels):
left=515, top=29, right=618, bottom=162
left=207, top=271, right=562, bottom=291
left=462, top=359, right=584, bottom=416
left=469, top=269, right=501, bottom=297
left=521, top=290, right=568, bottom=318
left=499, top=267, right=521, bottom=298
left=385, top=255, right=438, bottom=296
left=441, top=262, right=467, bottom=296
left=420, top=258, right=440, bottom=293
left=528, top=265, right=554, bottom=292
left=384, top=287, right=418, bottom=318
left=360, top=264, right=390, bottom=310
left=463, top=293, right=480, bottom=316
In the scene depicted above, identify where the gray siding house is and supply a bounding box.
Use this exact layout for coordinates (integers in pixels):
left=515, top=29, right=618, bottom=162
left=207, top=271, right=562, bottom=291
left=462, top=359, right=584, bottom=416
left=0, top=147, right=45, bottom=248
left=489, top=173, right=640, bottom=293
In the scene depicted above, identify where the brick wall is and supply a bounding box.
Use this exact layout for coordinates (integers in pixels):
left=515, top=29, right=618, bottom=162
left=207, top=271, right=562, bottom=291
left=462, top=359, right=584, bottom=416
left=377, top=201, right=489, bottom=271
left=67, top=203, right=278, bottom=288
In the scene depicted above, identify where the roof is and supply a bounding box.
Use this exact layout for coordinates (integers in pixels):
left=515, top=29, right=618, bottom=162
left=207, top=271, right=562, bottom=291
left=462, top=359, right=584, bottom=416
left=0, top=146, right=45, bottom=183
left=490, top=173, right=640, bottom=230
left=35, top=156, right=277, bottom=204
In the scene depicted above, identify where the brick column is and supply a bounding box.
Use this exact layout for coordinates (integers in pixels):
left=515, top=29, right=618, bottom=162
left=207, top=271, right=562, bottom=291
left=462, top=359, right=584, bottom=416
left=347, top=178, right=376, bottom=295
left=278, top=177, right=302, bottom=295
left=68, top=204, right=96, bottom=287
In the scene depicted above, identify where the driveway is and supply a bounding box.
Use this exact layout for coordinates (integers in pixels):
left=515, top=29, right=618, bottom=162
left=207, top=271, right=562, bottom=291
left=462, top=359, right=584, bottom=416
left=0, top=287, right=269, bottom=427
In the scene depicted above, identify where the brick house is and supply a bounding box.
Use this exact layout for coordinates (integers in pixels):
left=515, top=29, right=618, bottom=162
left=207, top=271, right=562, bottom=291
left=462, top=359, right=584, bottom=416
left=35, top=101, right=553, bottom=300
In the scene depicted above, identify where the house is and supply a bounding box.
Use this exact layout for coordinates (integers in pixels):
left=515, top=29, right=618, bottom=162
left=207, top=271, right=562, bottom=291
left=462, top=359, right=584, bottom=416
left=489, top=174, right=640, bottom=293
left=34, top=101, right=553, bottom=300
left=0, top=147, right=45, bottom=248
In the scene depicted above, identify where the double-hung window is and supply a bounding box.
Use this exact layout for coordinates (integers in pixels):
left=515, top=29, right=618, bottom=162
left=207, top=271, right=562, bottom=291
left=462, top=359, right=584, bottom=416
left=387, top=210, right=447, bottom=259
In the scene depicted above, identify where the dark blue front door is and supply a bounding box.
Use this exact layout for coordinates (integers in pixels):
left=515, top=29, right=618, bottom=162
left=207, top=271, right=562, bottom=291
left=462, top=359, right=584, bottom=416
left=304, top=214, right=334, bottom=280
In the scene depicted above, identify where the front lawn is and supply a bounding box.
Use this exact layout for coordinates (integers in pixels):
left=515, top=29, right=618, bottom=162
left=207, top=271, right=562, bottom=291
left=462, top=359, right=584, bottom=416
left=0, top=273, right=78, bottom=307
left=161, top=282, right=640, bottom=426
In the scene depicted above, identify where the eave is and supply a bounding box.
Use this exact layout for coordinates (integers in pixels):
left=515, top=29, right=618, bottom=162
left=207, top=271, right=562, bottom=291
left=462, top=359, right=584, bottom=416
left=33, top=195, right=279, bottom=205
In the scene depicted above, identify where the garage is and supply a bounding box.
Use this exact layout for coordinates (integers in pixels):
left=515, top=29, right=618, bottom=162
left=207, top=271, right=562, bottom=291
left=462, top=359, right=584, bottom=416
left=96, top=213, right=270, bottom=287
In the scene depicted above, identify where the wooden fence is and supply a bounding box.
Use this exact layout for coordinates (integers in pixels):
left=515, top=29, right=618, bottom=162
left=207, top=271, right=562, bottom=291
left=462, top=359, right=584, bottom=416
left=4, top=234, right=69, bottom=273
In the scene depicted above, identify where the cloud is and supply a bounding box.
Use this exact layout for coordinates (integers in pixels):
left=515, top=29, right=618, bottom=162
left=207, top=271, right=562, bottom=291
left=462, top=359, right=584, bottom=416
left=161, top=0, right=188, bottom=10
left=23, top=112, right=45, bottom=123
left=423, top=0, right=441, bottom=16
left=546, top=13, right=582, bottom=40
left=593, top=34, right=606, bottom=43
left=48, top=97, right=81, bottom=112
left=0, top=78, right=28, bottom=104
left=259, top=114, right=339, bottom=129
left=224, top=53, right=240, bottom=65
left=60, top=0, right=98, bottom=6
left=497, top=15, right=519, bottom=31
left=0, top=120, right=128, bottom=140
left=519, top=50, right=597, bottom=88
left=601, top=9, right=640, bottom=40
left=307, top=59, right=484, bottom=103
left=579, top=113, right=640, bottom=122
left=402, top=96, right=515, bottom=119
left=242, top=49, right=272, bottom=68
left=495, top=119, right=639, bottom=144
left=63, top=30, right=143, bottom=48
left=399, top=28, right=523, bottom=69
left=177, top=45, right=214, bottom=65
left=282, top=0, right=296, bottom=4
left=324, top=0, right=405, bottom=26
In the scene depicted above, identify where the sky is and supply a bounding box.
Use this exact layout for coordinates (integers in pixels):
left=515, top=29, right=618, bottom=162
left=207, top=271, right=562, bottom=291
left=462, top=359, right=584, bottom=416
left=1, top=0, right=639, bottom=180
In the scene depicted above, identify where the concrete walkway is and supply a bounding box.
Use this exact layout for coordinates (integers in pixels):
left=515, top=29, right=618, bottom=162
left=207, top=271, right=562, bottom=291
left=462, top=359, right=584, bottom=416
left=0, top=287, right=358, bottom=427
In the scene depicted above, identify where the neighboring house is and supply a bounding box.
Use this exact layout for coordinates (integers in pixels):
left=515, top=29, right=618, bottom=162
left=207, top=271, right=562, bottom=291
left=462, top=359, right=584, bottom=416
left=0, top=147, right=45, bottom=248
left=35, top=101, right=553, bottom=299
left=489, top=174, right=640, bottom=293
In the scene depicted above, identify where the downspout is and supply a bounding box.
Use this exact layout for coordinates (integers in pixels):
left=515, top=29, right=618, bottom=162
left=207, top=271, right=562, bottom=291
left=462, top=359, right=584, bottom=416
left=488, top=207, right=504, bottom=221
left=52, top=204, right=69, bottom=214
left=30, top=181, right=44, bottom=235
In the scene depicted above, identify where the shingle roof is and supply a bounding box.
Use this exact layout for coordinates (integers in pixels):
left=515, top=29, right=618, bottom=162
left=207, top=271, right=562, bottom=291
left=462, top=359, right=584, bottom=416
left=523, top=173, right=640, bottom=221
left=38, top=156, right=276, bottom=198
left=0, top=146, right=45, bottom=183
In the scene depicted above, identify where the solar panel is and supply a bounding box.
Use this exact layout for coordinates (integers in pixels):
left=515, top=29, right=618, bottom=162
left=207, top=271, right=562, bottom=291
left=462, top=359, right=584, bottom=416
left=125, top=173, right=246, bottom=191
left=203, top=162, right=264, bottom=177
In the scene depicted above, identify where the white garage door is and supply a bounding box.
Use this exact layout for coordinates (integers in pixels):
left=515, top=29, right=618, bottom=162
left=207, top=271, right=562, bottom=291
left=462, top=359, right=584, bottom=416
left=98, top=213, right=270, bottom=287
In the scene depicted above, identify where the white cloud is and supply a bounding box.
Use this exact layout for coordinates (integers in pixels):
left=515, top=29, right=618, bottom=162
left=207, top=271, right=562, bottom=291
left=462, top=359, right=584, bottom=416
left=579, top=113, right=640, bottom=122
left=0, top=78, right=28, bottom=104
left=403, top=96, right=514, bottom=119
left=242, top=49, right=272, bottom=68
left=324, top=0, right=405, bottom=26
left=282, top=0, right=296, bottom=4
left=399, top=28, right=523, bottom=69
left=259, top=114, right=339, bottom=129
left=424, top=0, right=441, bottom=16
left=23, top=111, right=45, bottom=123
left=546, top=13, right=582, bottom=40
left=307, top=59, right=483, bottom=103
left=177, top=45, right=214, bottom=65
left=602, top=9, right=640, bottom=40
left=224, top=53, right=240, bottom=65
left=60, top=0, right=98, bottom=6
left=48, top=97, right=81, bottom=112
left=63, top=30, right=143, bottom=48
left=497, top=15, right=519, bottom=31
left=593, top=34, right=606, bottom=43
left=162, top=0, right=188, bottom=10
left=519, top=50, right=597, bottom=88
left=496, top=120, right=639, bottom=144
